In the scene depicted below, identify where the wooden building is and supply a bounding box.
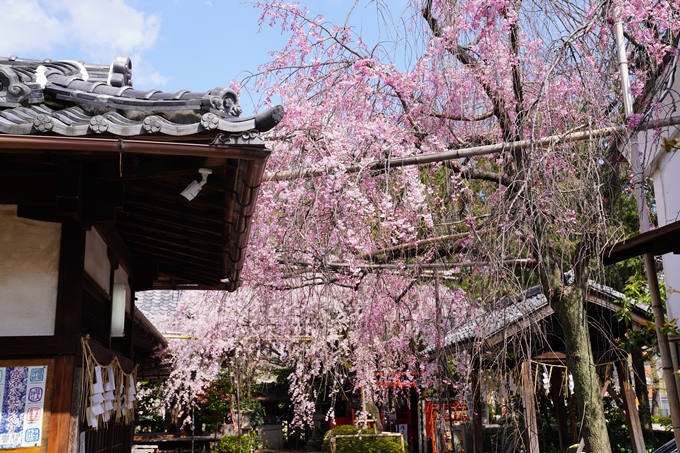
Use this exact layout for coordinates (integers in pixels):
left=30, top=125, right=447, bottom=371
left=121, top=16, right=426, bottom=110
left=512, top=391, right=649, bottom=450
left=423, top=283, right=652, bottom=453
left=0, top=55, right=282, bottom=453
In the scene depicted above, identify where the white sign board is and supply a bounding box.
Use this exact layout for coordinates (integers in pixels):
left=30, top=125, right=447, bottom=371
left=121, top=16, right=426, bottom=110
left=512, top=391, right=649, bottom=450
left=0, top=366, right=48, bottom=449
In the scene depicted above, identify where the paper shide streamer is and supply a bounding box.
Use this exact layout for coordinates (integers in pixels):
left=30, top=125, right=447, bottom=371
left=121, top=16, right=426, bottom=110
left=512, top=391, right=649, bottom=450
left=80, top=338, right=138, bottom=429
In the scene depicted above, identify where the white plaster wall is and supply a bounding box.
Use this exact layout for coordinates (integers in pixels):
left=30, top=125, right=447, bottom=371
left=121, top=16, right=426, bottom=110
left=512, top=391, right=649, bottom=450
left=84, top=229, right=111, bottom=294
left=642, top=67, right=680, bottom=323
left=0, top=205, right=61, bottom=336
left=652, top=151, right=680, bottom=323
left=113, top=267, right=130, bottom=313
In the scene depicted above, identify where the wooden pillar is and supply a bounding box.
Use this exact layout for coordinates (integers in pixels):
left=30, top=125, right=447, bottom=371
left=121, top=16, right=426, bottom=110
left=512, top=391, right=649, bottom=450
left=520, top=362, right=539, bottom=453
left=631, top=326, right=655, bottom=442
left=54, top=223, right=86, bottom=336
left=47, top=356, right=76, bottom=453
left=49, top=223, right=86, bottom=453
left=470, top=370, right=484, bottom=453
left=550, top=367, right=569, bottom=449
left=615, top=359, right=646, bottom=453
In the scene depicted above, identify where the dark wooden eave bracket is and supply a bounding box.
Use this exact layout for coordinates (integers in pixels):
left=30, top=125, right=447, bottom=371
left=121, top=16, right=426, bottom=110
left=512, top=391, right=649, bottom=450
left=603, top=219, right=680, bottom=265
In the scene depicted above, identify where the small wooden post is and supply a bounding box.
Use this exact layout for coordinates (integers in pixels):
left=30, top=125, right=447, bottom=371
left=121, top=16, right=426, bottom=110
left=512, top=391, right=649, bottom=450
left=550, top=367, right=569, bottom=449
left=470, top=370, right=484, bottom=453
left=615, top=359, right=646, bottom=453
left=330, top=436, right=336, bottom=453
left=521, top=361, right=540, bottom=453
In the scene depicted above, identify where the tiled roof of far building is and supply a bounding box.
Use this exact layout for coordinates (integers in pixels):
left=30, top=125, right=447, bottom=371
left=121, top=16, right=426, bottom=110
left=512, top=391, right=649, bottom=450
left=0, top=55, right=283, bottom=137
left=135, top=290, right=183, bottom=332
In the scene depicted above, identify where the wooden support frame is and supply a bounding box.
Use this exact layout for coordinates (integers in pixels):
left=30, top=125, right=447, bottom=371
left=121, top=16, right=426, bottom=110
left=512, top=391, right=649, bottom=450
left=615, top=359, right=646, bottom=453
left=521, top=361, right=540, bottom=453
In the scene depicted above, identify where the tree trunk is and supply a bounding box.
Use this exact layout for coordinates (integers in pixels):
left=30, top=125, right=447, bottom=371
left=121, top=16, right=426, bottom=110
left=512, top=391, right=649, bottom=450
left=631, top=343, right=655, bottom=442
left=552, top=286, right=612, bottom=452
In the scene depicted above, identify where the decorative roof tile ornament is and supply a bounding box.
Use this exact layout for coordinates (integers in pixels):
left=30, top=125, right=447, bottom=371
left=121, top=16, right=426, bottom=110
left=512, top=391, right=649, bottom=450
left=0, top=55, right=283, bottom=137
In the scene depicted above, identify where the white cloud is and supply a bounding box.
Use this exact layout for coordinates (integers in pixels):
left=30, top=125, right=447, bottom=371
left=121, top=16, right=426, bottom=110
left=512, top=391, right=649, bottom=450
left=0, top=0, right=65, bottom=56
left=129, top=53, right=169, bottom=89
left=204, top=1, right=212, bottom=6
left=0, top=0, right=163, bottom=83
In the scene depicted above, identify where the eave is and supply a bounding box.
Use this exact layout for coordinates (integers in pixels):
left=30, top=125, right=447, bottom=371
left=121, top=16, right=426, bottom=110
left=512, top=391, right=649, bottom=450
left=603, top=220, right=680, bottom=265
left=0, top=132, right=271, bottom=291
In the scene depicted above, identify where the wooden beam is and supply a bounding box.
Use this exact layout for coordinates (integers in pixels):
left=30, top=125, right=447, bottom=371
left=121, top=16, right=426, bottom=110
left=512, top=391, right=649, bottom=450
left=122, top=204, right=223, bottom=235
left=84, top=181, right=124, bottom=208
left=87, top=156, right=220, bottom=182
left=96, top=225, right=135, bottom=277
left=550, top=367, right=569, bottom=450
left=470, top=370, right=484, bottom=453
left=124, top=194, right=225, bottom=224
left=118, top=227, right=224, bottom=257
left=0, top=335, right=80, bottom=356
left=87, top=340, right=136, bottom=373
left=0, top=170, right=57, bottom=205
left=125, top=238, right=223, bottom=267
left=604, top=219, right=680, bottom=265
left=126, top=178, right=225, bottom=210
left=115, top=218, right=222, bottom=247
left=47, top=355, right=75, bottom=453
left=55, top=223, right=86, bottom=336
left=56, top=162, right=84, bottom=221
left=521, top=361, right=540, bottom=453
left=615, top=359, right=646, bottom=453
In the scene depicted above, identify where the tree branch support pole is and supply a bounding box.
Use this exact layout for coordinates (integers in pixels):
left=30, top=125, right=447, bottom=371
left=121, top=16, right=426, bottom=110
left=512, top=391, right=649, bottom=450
left=614, top=13, right=680, bottom=449
left=520, top=362, right=540, bottom=453
left=615, top=359, right=646, bottom=453
left=236, top=362, right=242, bottom=453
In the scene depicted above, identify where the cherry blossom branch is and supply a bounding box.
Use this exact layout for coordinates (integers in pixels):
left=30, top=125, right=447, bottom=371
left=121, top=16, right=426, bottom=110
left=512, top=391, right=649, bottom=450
left=422, top=0, right=514, bottom=139
left=356, top=233, right=470, bottom=260
left=264, top=115, right=680, bottom=182
left=429, top=111, right=495, bottom=122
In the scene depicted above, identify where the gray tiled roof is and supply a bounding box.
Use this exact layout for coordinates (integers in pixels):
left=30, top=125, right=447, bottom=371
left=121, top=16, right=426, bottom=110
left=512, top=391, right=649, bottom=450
left=422, top=286, right=549, bottom=354
left=0, top=55, right=283, bottom=137
left=424, top=281, right=648, bottom=355
left=135, top=290, right=183, bottom=332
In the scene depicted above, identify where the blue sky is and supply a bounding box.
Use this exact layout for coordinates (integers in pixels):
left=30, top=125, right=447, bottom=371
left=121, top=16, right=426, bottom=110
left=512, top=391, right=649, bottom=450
left=0, top=0, right=406, bottom=113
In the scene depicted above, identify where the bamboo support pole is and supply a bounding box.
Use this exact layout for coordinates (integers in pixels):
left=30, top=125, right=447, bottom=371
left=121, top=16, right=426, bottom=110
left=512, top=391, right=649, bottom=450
left=614, top=13, right=680, bottom=450
left=263, top=115, right=680, bottom=182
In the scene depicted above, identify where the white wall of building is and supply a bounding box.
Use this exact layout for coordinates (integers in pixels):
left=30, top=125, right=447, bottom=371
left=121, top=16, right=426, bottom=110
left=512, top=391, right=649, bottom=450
left=0, top=205, right=61, bottom=336
left=639, top=64, right=680, bottom=322
left=84, top=228, right=111, bottom=294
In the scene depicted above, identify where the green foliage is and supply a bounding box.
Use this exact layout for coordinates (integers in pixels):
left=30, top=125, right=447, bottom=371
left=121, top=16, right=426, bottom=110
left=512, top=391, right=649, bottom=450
left=662, top=137, right=680, bottom=152
left=216, top=434, right=257, bottom=453
left=197, top=370, right=267, bottom=431
left=602, top=397, right=634, bottom=453
left=247, top=401, right=266, bottom=429
left=652, top=416, right=673, bottom=431
left=322, top=425, right=406, bottom=453
left=615, top=275, right=678, bottom=351
left=309, top=426, right=329, bottom=450
left=197, top=370, right=233, bottom=432
left=135, top=381, right=166, bottom=433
